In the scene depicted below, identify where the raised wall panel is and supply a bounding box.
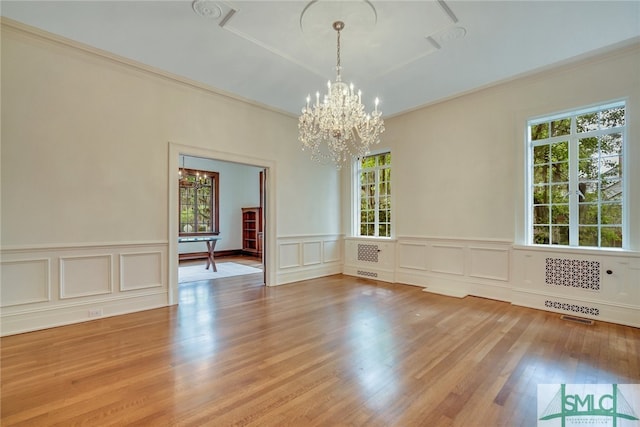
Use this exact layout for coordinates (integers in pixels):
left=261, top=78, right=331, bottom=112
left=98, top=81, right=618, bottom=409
left=279, top=242, right=301, bottom=269
left=0, top=259, right=50, bottom=307
left=303, top=241, right=322, bottom=266
left=1, top=242, right=168, bottom=336
left=276, top=235, right=343, bottom=285
left=120, top=252, right=163, bottom=291
left=469, top=247, right=509, bottom=281
left=430, top=244, right=464, bottom=275
left=60, top=254, right=112, bottom=299
left=323, top=239, right=341, bottom=263
left=376, top=242, right=396, bottom=269
left=398, top=242, right=427, bottom=270
left=344, top=240, right=357, bottom=263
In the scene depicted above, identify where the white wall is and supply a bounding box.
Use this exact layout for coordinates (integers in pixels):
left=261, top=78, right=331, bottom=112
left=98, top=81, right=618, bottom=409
left=0, top=20, right=342, bottom=335
left=344, top=43, right=640, bottom=327
left=385, top=44, right=640, bottom=245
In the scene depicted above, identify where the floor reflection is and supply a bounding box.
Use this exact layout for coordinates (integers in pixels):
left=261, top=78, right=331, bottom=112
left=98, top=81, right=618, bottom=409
left=346, top=285, right=400, bottom=413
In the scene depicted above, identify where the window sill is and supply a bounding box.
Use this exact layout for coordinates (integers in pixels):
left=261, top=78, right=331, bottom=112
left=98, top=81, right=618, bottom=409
left=345, top=236, right=397, bottom=243
left=512, top=244, right=640, bottom=257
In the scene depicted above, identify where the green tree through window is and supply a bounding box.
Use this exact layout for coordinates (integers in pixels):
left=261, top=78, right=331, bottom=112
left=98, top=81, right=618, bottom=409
left=357, top=152, right=391, bottom=237
left=528, top=102, right=625, bottom=248
left=179, top=168, right=219, bottom=236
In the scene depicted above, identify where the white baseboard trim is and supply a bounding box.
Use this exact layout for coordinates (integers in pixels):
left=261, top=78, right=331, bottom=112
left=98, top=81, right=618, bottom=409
left=343, top=265, right=395, bottom=283
left=396, top=271, right=469, bottom=298
left=512, top=288, right=640, bottom=328
left=1, top=291, right=169, bottom=336
left=275, top=263, right=343, bottom=286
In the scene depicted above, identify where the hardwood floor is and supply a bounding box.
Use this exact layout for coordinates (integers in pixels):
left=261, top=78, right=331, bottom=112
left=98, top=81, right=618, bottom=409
left=1, top=272, right=638, bottom=426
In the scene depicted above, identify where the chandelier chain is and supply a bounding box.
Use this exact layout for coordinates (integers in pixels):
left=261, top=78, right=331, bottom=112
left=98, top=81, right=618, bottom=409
left=336, top=25, right=341, bottom=79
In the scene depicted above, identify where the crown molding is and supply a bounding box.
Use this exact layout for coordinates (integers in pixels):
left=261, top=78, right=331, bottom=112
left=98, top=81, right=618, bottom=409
left=0, top=17, right=298, bottom=119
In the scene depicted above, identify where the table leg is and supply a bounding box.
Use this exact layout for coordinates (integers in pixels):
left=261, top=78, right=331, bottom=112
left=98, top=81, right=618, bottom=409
left=205, top=240, right=217, bottom=272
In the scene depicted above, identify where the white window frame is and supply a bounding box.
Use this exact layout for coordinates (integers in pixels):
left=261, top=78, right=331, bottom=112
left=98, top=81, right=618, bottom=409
left=525, top=100, right=627, bottom=249
left=352, top=150, right=393, bottom=238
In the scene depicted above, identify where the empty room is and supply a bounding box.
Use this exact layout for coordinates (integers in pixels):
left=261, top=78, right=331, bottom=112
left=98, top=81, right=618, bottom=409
left=1, top=1, right=639, bottom=425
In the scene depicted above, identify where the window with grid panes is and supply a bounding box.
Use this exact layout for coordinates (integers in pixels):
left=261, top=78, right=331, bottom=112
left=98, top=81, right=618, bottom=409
left=528, top=102, right=625, bottom=248
left=357, top=152, right=391, bottom=237
left=179, top=168, right=219, bottom=236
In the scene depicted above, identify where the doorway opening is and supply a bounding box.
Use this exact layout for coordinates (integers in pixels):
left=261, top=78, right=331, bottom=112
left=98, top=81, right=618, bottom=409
left=176, top=154, right=264, bottom=285
left=168, top=143, right=275, bottom=305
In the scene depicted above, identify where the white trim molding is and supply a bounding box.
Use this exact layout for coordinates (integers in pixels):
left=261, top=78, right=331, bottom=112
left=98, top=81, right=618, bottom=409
left=276, top=234, right=343, bottom=285
left=395, top=237, right=512, bottom=301
left=0, top=242, right=168, bottom=336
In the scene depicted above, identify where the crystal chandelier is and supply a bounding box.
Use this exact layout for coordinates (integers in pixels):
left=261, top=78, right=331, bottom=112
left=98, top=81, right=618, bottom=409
left=298, top=21, right=385, bottom=167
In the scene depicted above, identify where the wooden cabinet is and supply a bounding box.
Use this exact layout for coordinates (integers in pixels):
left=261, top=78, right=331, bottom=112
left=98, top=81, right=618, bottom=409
left=242, top=207, right=262, bottom=257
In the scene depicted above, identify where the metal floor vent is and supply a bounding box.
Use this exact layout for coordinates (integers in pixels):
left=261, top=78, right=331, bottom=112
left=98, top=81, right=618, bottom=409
left=560, top=315, right=594, bottom=325
left=357, top=270, right=378, bottom=278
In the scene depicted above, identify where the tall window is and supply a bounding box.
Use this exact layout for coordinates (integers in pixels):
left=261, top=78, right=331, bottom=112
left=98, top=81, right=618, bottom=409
left=527, top=101, right=625, bottom=248
left=179, top=168, right=219, bottom=236
left=357, top=152, right=391, bottom=237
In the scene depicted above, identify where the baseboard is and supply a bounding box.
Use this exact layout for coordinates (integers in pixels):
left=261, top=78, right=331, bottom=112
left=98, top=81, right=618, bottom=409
left=343, top=265, right=395, bottom=283
left=240, top=250, right=262, bottom=257
left=1, top=291, right=169, bottom=336
left=395, top=271, right=469, bottom=298
left=512, top=288, right=640, bottom=328
left=275, top=263, right=342, bottom=286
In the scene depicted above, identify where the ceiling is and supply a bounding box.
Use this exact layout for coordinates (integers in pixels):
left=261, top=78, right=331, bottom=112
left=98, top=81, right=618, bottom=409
left=2, top=1, right=639, bottom=117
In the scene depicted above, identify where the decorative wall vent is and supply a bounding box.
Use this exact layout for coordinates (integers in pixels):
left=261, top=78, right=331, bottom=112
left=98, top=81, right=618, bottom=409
left=544, top=300, right=600, bottom=316
left=358, top=244, right=379, bottom=263
left=357, top=270, right=378, bottom=278
left=545, top=258, right=600, bottom=291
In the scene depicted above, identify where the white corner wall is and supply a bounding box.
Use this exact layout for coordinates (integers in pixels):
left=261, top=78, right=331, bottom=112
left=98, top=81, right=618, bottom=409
left=344, top=42, right=640, bottom=327
left=0, top=20, right=342, bottom=335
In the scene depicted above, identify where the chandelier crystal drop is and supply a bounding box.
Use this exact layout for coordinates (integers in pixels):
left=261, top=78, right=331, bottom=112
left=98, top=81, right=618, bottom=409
left=298, top=21, right=385, bottom=168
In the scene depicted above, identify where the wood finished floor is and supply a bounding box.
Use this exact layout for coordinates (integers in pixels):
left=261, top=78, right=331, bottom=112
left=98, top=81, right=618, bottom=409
left=2, top=262, right=639, bottom=426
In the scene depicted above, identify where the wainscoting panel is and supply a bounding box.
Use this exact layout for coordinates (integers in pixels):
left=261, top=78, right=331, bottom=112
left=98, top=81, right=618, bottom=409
left=0, top=242, right=168, bottom=336
left=323, top=239, right=341, bottom=263
left=60, top=254, right=113, bottom=299
left=469, top=246, right=510, bottom=282
left=0, top=258, right=50, bottom=307
left=278, top=242, right=301, bottom=269
left=276, top=235, right=343, bottom=285
left=397, top=242, right=427, bottom=270
left=120, top=251, right=163, bottom=291
left=396, top=237, right=512, bottom=300
left=303, top=241, right=322, bottom=266
left=430, top=244, right=465, bottom=275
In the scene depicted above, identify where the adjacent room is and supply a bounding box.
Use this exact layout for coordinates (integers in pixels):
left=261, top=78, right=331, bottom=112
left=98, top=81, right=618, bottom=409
left=1, top=1, right=639, bottom=425
left=176, top=155, right=265, bottom=285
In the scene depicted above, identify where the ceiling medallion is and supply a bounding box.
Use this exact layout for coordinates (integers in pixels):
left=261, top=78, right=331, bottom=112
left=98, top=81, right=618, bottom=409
left=192, top=0, right=223, bottom=20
